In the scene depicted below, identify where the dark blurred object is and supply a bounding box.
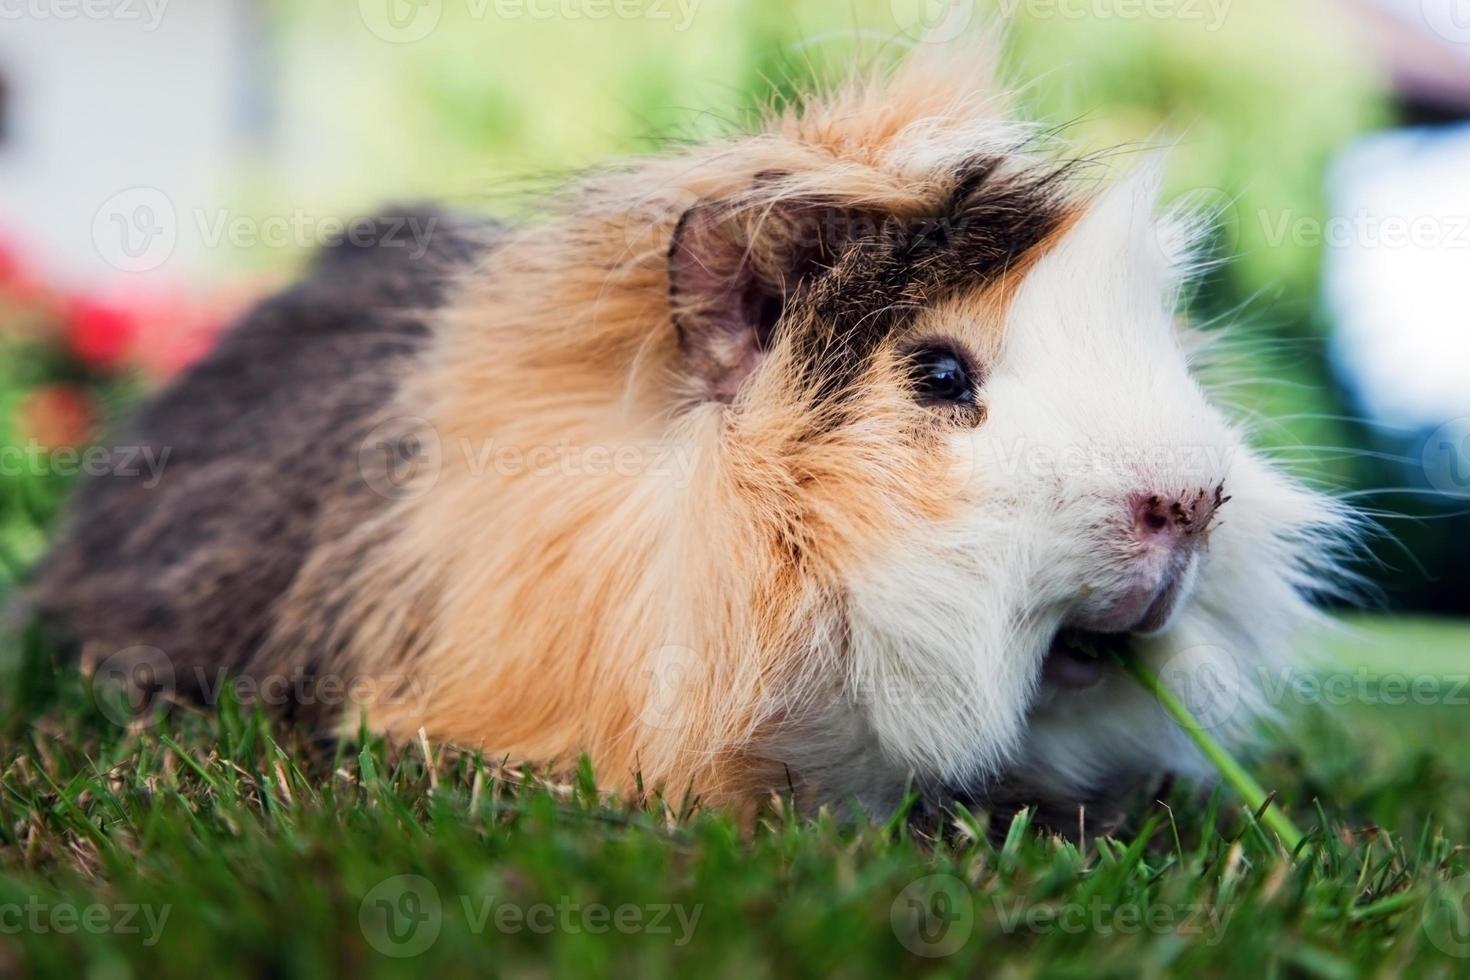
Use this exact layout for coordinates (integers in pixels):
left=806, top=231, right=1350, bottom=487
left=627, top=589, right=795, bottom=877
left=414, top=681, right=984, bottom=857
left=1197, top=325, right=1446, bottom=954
left=1353, top=0, right=1470, bottom=123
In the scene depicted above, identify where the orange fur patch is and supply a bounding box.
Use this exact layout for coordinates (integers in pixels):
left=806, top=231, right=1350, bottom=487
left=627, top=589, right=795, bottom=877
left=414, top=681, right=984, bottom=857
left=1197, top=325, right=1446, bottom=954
left=265, top=48, right=1088, bottom=809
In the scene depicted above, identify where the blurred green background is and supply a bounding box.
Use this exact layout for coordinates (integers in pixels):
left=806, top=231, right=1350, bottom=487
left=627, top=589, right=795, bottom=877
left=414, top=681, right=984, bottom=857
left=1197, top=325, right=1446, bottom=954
left=0, top=0, right=1465, bottom=614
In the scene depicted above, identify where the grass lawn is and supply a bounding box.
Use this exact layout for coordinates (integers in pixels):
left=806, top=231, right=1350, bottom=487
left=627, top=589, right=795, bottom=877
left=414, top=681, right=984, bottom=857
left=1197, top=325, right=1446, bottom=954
left=1, top=616, right=1468, bottom=978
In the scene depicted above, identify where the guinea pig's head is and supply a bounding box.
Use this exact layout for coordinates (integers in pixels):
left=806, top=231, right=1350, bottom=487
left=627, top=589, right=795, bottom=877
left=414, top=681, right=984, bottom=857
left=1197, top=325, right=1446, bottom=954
left=644, top=60, right=1354, bottom=824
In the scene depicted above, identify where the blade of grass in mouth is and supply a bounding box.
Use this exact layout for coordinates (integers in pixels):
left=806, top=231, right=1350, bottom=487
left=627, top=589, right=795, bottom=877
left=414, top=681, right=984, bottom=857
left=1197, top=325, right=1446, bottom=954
left=1117, top=653, right=1306, bottom=854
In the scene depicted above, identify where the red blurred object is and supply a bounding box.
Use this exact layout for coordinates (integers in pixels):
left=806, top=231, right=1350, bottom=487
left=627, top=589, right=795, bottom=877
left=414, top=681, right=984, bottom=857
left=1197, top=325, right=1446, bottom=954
left=16, top=384, right=96, bottom=450
left=64, top=296, right=139, bottom=371
left=0, top=238, right=21, bottom=286
left=1, top=227, right=259, bottom=377
left=0, top=234, right=51, bottom=314
left=128, top=285, right=260, bottom=379
left=62, top=287, right=250, bottom=378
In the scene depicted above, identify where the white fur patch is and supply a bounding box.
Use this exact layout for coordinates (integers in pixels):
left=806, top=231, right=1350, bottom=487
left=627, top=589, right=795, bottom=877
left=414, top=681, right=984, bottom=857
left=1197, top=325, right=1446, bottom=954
left=829, top=170, right=1353, bottom=813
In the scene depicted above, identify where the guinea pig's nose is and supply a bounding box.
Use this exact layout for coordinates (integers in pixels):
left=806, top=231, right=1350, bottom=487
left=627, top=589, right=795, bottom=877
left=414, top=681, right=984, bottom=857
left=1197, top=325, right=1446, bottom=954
left=1130, top=483, right=1227, bottom=544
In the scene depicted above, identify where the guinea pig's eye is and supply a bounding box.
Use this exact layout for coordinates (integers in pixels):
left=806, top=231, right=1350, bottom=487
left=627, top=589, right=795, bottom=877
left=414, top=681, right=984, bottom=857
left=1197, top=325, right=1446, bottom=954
left=907, top=345, right=976, bottom=404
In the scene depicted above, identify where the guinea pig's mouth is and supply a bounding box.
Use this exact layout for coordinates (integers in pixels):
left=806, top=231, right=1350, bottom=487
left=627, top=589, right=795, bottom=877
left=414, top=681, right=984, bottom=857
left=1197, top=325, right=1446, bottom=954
left=1041, top=629, right=1134, bottom=690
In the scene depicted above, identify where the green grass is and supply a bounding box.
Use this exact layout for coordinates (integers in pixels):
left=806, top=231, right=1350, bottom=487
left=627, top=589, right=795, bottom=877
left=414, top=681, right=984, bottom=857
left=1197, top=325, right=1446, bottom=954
left=1, top=618, right=1469, bottom=977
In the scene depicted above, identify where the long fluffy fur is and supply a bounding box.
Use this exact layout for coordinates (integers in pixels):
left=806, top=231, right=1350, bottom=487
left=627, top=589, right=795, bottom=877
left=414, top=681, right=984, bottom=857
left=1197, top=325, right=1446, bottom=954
left=30, top=47, right=1353, bottom=828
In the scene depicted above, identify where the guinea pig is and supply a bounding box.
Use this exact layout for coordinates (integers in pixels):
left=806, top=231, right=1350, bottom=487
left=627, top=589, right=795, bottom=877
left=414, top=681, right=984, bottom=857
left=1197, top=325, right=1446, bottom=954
left=29, top=48, right=1354, bottom=832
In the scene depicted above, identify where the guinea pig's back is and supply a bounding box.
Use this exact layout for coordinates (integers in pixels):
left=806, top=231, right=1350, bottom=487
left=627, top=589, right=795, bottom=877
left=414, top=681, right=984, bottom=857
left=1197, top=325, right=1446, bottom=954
left=27, top=207, right=499, bottom=706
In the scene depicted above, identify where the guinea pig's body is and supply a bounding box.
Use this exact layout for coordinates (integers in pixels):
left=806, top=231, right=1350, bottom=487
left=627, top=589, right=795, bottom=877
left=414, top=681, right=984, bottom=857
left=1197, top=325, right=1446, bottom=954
left=30, top=51, right=1351, bottom=829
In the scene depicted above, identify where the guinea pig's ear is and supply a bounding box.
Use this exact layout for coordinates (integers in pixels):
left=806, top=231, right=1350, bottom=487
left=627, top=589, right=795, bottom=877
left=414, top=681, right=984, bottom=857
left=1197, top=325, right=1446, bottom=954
left=668, top=197, right=860, bottom=402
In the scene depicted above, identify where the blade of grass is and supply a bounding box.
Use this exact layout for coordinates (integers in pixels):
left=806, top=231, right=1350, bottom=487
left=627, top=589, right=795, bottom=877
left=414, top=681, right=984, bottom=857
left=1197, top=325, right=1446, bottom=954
left=1119, top=654, right=1305, bottom=854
